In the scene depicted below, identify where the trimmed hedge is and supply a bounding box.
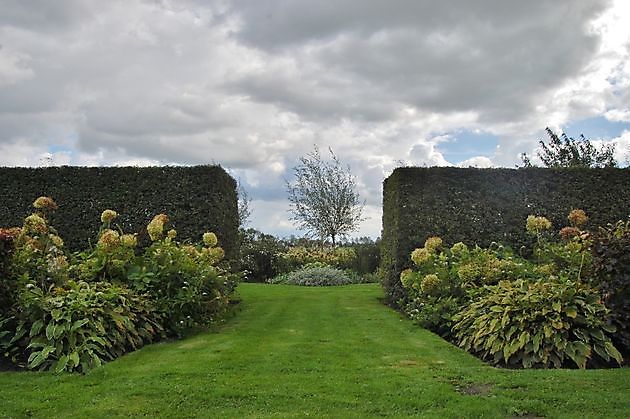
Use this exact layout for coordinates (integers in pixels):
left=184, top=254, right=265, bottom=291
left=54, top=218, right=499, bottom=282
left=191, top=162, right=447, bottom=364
left=381, top=167, right=630, bottom=305
left=0, top=166, right=238, bottom=259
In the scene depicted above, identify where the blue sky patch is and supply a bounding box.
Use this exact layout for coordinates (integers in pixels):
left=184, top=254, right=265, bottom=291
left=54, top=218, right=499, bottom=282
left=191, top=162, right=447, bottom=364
left=563, top=116, right=630, bottom=140
left=437, top=130, right=500, bottom=163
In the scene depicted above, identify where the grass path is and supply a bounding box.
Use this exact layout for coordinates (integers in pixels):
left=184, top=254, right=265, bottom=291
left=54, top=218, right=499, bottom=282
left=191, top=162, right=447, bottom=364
left=1, top=283, right=629, bottom=418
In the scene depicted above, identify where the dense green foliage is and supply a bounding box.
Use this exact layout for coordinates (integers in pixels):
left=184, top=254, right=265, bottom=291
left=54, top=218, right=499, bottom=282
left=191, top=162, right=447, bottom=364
left=1, top=284, right=630, bottom=417
left=0, top=198, right=238, bottom=372
left=591, top=221, right=630, bottom=357
left=399, top=212, right=624, bottom=369
left=237, top=229, right=380, bottom=283
left=381, top=166, right=630, bottom=305
left=4, top=281, right=161, bottom=373
left=453, top=279, right=621, bottom=369
left=268, top=262, right=358, bottom=286
left=520, top=127, right=617, bottom=168
left=276, top=245, right=358, bottom=273
left=237, top=228, right=288, bottom=282
left=0, top=166, right=238, bottom=258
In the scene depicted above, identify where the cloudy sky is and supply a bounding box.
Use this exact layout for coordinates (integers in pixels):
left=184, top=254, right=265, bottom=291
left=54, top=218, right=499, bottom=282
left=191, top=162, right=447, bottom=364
left=1, top=0, right=629, bottom=239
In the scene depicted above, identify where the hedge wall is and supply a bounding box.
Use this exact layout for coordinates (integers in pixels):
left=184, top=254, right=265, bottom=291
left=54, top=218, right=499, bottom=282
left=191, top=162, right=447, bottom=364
left=381, top=167, right=630, bottom=306
left=0, top=166, right=238, bottom=259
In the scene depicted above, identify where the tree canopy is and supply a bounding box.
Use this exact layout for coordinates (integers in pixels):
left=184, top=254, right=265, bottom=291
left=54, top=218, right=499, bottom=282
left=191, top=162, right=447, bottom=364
left=287, top=146, right=364, bottom=246
left=520, top=127, right=617, bottom=168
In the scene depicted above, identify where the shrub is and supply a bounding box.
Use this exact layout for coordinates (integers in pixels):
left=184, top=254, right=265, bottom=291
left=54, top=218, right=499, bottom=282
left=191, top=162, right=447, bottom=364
left=381, top=166, right=630, bottom=306
left=405, top=295, right=462, bottom=338
left=136, top=230, right=236, bottom=336
left=399, top=238, right=539, bottom=337
left=5, top=280, right=161, bottom=373
left=277, top=246, right=357, bottom=272
left=591, top=221, right=630, bottom=358
left=346, top=238, right=381, bottom=275
left=0, top=197, right=239, bottom=372
left=0, top=228, right=20, bottom=318
left=398, top=210, right=625, bottom=369
left=269, top=263, right=357, bottom=286
left=238, top=228, right=287, bottom=282
left=452, top=278, right=623, bottom=369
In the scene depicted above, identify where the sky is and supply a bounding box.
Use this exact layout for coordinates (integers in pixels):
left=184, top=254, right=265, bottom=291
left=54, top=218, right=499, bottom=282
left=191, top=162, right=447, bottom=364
left=1, top=0, right=629, bottom=239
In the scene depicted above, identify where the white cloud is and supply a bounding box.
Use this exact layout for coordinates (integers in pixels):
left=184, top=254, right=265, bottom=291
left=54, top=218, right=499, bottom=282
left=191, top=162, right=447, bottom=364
left=605, top=109, right=630, bottom=122
left=1, top=0, right=628, bottom=237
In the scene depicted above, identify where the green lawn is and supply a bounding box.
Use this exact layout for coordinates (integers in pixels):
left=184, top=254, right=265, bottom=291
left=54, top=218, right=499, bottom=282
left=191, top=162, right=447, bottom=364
left=1, top=283, right=629, bottom=418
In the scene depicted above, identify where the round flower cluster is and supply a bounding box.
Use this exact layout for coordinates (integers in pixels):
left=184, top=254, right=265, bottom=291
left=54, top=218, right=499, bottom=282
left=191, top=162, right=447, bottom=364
left=147, top=214, right=169, bottom=241
left=559, top=226, right=580, bottom=241
left=101, top=209, right=118, bottom=223
left=98, top=229, right=121, bottom=252
left=411, top=247, right=430, bottom=266
left=202, top=246, right=224, bottom=263
left=567, top=209, right=588, bottom=227
left=33, top=196, right=58, bottom=211
left=48, top=234, right=64, bottom=248
left=24, top=214, right=48, bottom=234
left=526, top=215, right=552, bottom=235
left=202, top=232, right=218, bottom=247
left=182, top=244, right=199, bottom=258
left=0, top=227, right=21, bottom=242
left=121, top=233, right=137, bottom=248
left=47, top=254, right=69, bottom=274
left=424, top=236, right=443, bottom=253
left=167, top=229, right=177, bottom=239
left=420, top=274, right=441, bottom=295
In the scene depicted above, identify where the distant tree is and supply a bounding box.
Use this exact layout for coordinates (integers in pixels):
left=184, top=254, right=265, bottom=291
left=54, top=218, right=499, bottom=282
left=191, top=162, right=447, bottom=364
left=287, top=146, right=364, bottom=246
left=520, top=127, right=617, bottom=168
left=237, top=180, right=252, bottom=227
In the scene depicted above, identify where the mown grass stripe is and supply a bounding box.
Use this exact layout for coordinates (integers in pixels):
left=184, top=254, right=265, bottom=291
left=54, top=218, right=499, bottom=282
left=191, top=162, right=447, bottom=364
left=1, top=283, right=629, bottom=418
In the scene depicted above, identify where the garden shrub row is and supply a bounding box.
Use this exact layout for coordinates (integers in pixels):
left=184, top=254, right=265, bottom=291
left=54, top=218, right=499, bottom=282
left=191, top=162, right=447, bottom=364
left=400, top=211, right=628, bottom=368
left=267, top=262, right=359, bottom=286
left=381, top=167, right=630, bottom=306
left=0, top=166, right=238, bottom=259
left=238, top=230, right=380, bottom=283
left=0, top=198, right=239, bottom=373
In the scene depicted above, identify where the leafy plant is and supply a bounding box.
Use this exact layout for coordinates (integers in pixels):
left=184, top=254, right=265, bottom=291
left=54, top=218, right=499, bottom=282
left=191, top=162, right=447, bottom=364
left=7, top=280, right=161, bottom=373
left=277, top=246, right=357, bottom=273
left=238, top=228, right=287, bottom=282
left=452, top=278, right=623, bottom=369
left=132, top=216, right=235, bottom=336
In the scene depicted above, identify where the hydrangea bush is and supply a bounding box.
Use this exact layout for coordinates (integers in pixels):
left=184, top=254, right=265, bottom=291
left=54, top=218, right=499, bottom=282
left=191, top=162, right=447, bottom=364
left=0, top=197, right=239, bottom=372
left=400, top=210, right=624, bottom=369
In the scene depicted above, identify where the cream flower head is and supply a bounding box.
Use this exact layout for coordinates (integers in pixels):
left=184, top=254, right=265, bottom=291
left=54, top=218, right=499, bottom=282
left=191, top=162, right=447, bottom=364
left=202, top=232, right=218, bottom=247
left=101, top=209, right=118, bottom=223
left=33, top=196, right=58, bottom=211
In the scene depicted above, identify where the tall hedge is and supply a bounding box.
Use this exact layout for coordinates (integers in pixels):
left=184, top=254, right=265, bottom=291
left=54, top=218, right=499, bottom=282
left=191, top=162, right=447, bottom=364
left=0, top=166, right=238, bottom=259
left=381, top=167, right=630, bottom=305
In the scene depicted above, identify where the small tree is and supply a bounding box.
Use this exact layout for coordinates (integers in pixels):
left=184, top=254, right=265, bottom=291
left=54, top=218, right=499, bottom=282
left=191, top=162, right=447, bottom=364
left=520, top=127, right=617, bottom=168
left=287, top=146, right=364, bottom=246
left=237, top=180, right=252, bottom=228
